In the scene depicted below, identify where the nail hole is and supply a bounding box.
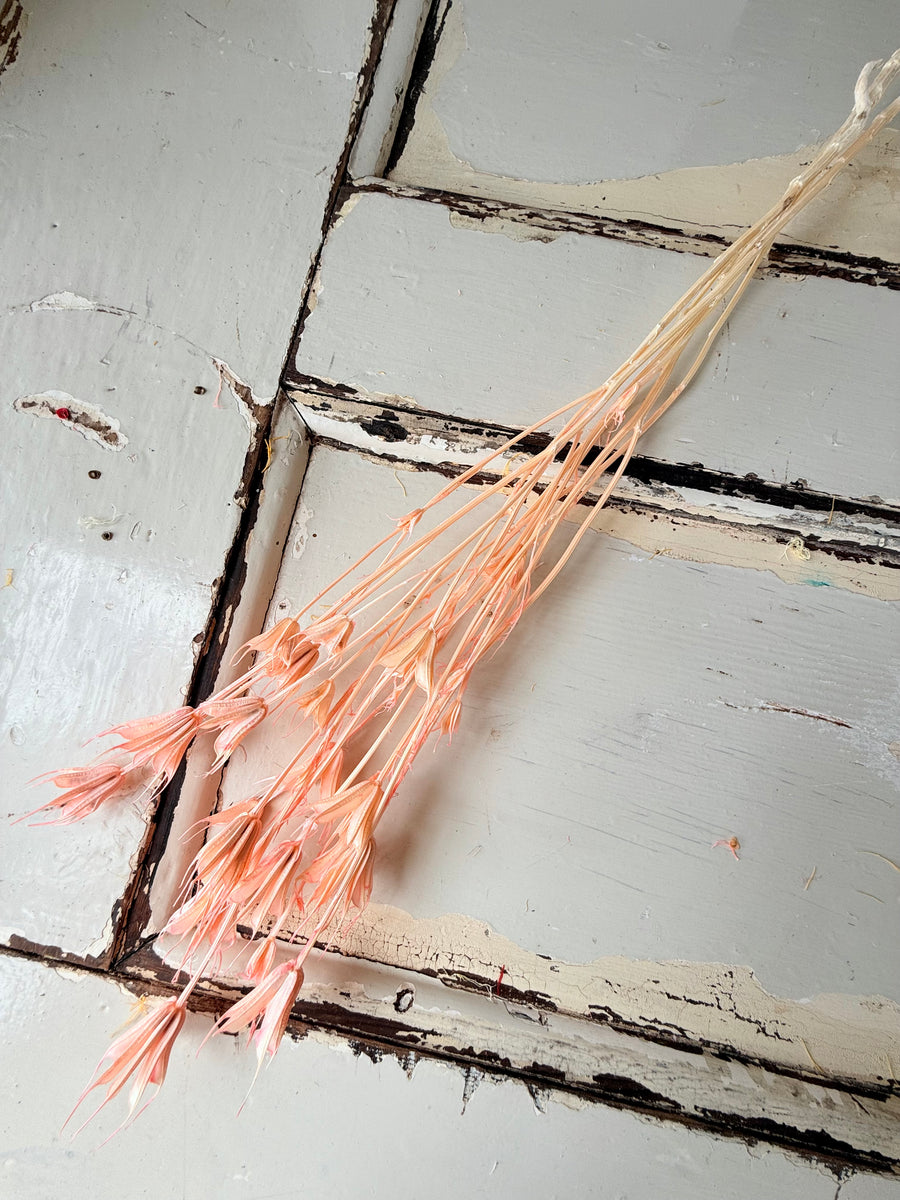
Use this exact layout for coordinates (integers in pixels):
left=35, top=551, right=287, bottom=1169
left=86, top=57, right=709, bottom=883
left=394, top=987, right=414, bottom=1014
left=194, top=385, right=207, bottom=395
left=88, top=470, right=101, bottom=479
left=101, top=531, right=114, bottom=541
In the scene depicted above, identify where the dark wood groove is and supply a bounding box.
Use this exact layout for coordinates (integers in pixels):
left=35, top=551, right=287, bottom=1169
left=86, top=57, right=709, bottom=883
left=284, top=375, right=900, bottom=532
left=347, top=178, right=900, bottom=288
left=108, top=0, right=405, bottom=968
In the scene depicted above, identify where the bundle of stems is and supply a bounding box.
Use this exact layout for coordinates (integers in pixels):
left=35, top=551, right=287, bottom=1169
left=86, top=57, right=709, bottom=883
left=37, top=53, right=899, bottom=1129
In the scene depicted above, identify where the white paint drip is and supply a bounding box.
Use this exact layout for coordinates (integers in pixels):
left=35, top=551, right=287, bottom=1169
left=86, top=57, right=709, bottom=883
left=77, top=506, right=121, bottom=531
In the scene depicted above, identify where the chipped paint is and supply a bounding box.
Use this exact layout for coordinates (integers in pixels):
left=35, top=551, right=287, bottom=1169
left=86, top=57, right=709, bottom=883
left=290, top=502, right=315, bottom=559
left=211, top=358, right=275, bottom=436
left=389, top=0, right=900, bottom=262
left=396, top=105, right=900, bottom=261
left=448, top=209, right=562, bottom=244
left=0, top=0, right=25, bottom=82
left=570, top=502, right=900, bottom=602
left=323, top=902, right=900, bottom=1090
left=123, top=928, right=900, bottom=1167
left=13, top=390, right=128, bottom=451
left=287, top=389, right=900, bottom=596
left=14, top=296, right=276, bottom=437
left=23, top=290, right=135, bottom=316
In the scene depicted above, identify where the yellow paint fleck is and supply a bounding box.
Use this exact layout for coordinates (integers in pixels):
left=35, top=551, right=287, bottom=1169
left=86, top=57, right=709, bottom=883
left=783, top=536, right=811, bottom=562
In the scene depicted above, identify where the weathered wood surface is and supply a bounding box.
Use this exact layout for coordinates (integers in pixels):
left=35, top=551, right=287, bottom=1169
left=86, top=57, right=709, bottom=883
left=4, top=0, right=900, bottom=1179
left=291, top=191, right=900, bottom=506
left=0, top=0, right=379, bottom=959
left=387, top=0, right=900, bottom=262
left=7, top=952, right=888, bottom=1198
left=216, top=444, right=900, bottom=1090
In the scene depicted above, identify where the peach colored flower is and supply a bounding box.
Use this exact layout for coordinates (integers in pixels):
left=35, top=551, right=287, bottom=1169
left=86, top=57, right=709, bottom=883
left=238, top=617, right=308, bottom=670
left=69, top=996, right=186, bottom=1131
left=302, top=834, right=376, bottom=923
left=245, top=935, right=278, bottom=984
left=216, top=959, right=304, bottom=1067
left=306, top=614, right=354, bottom=653
left=101, top=705, right=200, bottom=782
left=198, top=696, right=268, bottom=773
left=291, top=679, right=334, bottom=728
left=233, top=838, right=306, bottom=936
left=25, top=763, right=134, bottom=824
left=194, top=798, right=267, bottom=889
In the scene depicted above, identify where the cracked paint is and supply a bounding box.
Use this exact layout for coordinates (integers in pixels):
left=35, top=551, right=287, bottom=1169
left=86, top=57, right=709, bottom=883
left=320, top=902, right=900, bottom=1090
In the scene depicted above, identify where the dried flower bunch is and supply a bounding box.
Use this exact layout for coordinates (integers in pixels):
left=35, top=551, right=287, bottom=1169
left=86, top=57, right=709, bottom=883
left=33, top=53, right=900, bottom=1129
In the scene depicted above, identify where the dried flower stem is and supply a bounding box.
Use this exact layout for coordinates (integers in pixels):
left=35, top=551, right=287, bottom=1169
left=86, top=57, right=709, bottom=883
left=38, top=53, right=899, bottom=1124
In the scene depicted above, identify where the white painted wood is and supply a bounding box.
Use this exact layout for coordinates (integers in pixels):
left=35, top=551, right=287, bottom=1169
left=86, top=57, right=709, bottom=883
left=389, top=0, right=900, bottom=261
left=1, top=953, right=877, bottom=1198
left=0, top=0, right=377, bottom=394
left=0, top=0, right=379, bottom=958
left=294, top=191, right=900, bottom=504
left=215, top=445, right=900, bottom=1085
left=146, top=926, right=900, bottom=1163
left=145, top=402, right=314, bottom=938
left=349, top=0, right=431, bottom=178
left=0, top=314, right=257, bottom=961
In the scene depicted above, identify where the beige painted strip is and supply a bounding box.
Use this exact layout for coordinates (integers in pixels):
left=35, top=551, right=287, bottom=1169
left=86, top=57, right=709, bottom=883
left=332, top=902, right=900, bottom=1089
left=576, top=502, right=900, bottom=602
left=389, top=0, right=900, bottom=262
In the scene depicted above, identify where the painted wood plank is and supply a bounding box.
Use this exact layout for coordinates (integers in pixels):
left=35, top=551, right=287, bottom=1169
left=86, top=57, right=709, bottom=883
left=292, top=191, right=900, bottom=505
left=387, top=0, right=900, bottom=262
left=4, top=953, right=891, bottom=1195
left=0, top=0, right=379, bottom=960
left=349, top=0, right=431, bottom=178
left=0, top=0, right=378, bottom=395
left=213, top=444, right=900, bottom=1087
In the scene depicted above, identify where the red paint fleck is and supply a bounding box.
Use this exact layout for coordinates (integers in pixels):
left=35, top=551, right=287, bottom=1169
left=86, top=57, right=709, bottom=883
left=495, top=965, right=506, bottom=996
left=54, top=407, right=71, bottom=420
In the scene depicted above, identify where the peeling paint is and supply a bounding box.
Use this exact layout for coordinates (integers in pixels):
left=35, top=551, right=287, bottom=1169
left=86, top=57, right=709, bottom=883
left=0, top=1, right=26, bottom=82
left=323, top=903, right=900, bottom=1090
left=136, top=932, right=900, bottom=1166
left=290, top=502, right=315, bottom=560
left=14, top=296, right=276, bottom=434
left=397, top=104, right=900, bottom=262
left=569, top=502, right=900, bottom=602
left=13, top=390, right=128, bottom=451
left=24, top=290, right=135, bottom=317
left=389, top=0, right=900, bottom=262
left=211, top=358, right=275, bottom=436
left=448, top=209, right=562, bottom=244
left=287, top=390, right=900, bottom=596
